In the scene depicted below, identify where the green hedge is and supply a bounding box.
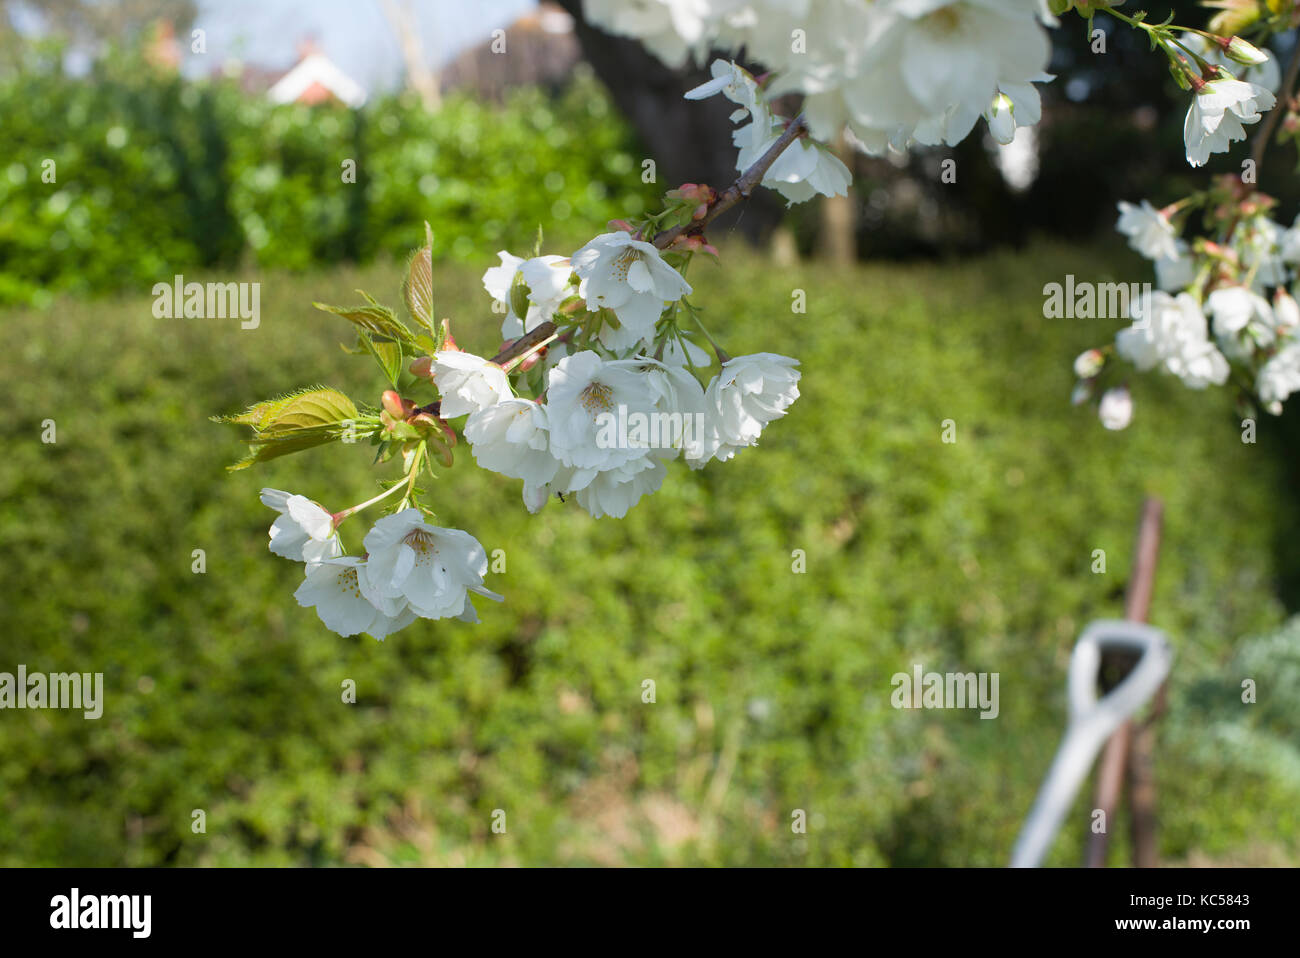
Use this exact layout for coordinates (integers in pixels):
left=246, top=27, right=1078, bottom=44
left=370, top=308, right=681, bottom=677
left=0, top=46, right=654, bottom=306
left=1, top=242, right=1296, bottom=865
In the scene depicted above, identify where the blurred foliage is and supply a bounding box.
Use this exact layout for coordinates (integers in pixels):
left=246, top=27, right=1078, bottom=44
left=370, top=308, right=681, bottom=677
left=0, top=43, right=653, bottom=306
left=1, top=242, right=1297, bottom=866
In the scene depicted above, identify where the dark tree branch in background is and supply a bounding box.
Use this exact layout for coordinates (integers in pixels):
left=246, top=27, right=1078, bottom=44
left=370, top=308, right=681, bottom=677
left=1251, top=39, right=1300, bottom=176
left=488, top=114, right=810, bottom=368
left=550, top=0, right=784, bottom=243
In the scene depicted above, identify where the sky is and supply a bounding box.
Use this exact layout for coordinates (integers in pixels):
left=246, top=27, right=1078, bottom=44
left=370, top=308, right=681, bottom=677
left=183, top=0, right=537, bottom=88
left=1, top=0, right=539, bottom=89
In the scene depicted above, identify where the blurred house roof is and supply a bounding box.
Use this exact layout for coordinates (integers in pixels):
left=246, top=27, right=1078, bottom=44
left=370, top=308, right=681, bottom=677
left=267, top=41, right=367, bottom=108
left=440, top=1, right=579, bottom=100
left=213, top=37, right=367, bottom=108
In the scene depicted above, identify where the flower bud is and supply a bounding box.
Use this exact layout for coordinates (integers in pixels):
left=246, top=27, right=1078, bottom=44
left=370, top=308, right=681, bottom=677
left=381, top=389, right=408, bottom=420
left=409, top=356, right=433, bottom=379
left=1073, top=348, right=1105, bottom=379
left=440, top=318, right=458, bottom=351
left=410, top=412, right=456, bottom=448
left=380, top=411, right=420, bottom=440
left=987, top=93, right=1016, bottom=145
left=1221, top=36, right=1269, bottom=67
left=423, top=434, right=455, bottom=469
left=1098, top=386, right=1133, bottom=431
left=1071, top=380, right=1094, bottom=406
left=509, top=278, right=532, bottom=321
left=1274, top=286, right=1300, bottom=330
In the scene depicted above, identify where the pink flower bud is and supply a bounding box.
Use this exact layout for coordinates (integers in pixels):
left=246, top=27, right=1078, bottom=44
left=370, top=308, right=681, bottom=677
left=440, top=318, right=459, bottom=351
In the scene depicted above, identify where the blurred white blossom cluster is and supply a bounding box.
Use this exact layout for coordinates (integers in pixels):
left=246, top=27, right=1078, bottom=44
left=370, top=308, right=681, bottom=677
left=1074, top=186, right=1300, bottom=429
left=585, top=0, right=1056, bottom=153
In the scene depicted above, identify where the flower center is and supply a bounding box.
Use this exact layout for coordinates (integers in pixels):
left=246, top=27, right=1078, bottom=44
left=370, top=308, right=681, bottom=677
left=611, top=247, right=642, bottom=282
left=402, top=528, right=436, bottom=554
left=580, top=380, right=615, bottom=414
left=924, top=6, right=963, bottom=35
left=337, top=567, right=362, bottom=598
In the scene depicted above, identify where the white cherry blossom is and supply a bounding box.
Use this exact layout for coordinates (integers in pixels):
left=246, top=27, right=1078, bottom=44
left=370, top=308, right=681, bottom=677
left=1116, top=200, right=1181, bottom=262
left=1258, top=342, right=1300, bottom=411
left=703, top=352, right=801, bottom=461
left=1184, top=76, right=1275, bottom=168
left=463, top=398, right=561, bottom=504
left=572, top=231, right=693, bottom=350
left=294, top=556, right=416, bottom=640
left=431, top=350, right=512, bottom=418
left=573, top=456, right=668, bottom=519
left=482, top=251, right=572, bottom=339
left=361, top=510, right=502, bottom=622
left=260, top=488, right=341, bottom=565
left=544, top=350, right=661, bottom=470
left=1116, top=291, right=1229, bottom=389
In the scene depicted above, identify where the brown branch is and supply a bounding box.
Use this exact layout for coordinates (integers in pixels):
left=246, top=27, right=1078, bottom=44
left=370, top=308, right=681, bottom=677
left=489, top=321, right=559, bottom=367
left=651, top=112, right=808, bottom=250
left=1250, top=42, right=1300, bottom=179
left=488, top=113, right=811, bottom=367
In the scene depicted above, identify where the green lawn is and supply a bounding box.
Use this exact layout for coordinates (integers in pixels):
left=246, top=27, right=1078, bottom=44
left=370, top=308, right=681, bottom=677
left=2, top=241, right=1297, bottom=866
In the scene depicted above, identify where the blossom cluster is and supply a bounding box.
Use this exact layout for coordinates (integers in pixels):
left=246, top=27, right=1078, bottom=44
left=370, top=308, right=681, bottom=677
left=238, top=216, right=801, bottom=640
left=452, top=230, right=801, bottom=520
left=584, top=0, right=1056, bottom=153
left=261, top=493, right=501, bottom=640
left=1075, top=185, right=1300, bottom=428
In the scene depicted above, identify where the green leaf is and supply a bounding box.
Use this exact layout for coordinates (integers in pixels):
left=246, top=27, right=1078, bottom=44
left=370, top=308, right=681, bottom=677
left=402, top=223, right=436, bottom=334
left=215, top=387, right=365, bottom=469
left=212, top=394, right=298, bottom=430
left=215, top=387, right=354, bottom=431
left=227, top=429, right=340, bottom=471
left=361, top=336, right=404, bottom=389
left=257, top=387, right=358, bottom=434
left=314, top=296, right=415, bottom=345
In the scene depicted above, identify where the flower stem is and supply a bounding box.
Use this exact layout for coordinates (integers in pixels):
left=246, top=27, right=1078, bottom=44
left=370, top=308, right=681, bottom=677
left=334, top=477, right=410, bottom=526
left=397, top=443, right=426, bottom=512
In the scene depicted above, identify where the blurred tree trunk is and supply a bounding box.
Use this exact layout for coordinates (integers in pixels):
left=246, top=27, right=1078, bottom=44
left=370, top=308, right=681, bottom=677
left=552, top=0, right=782, bottom=243
left=817, top=133, right=857, bottom=264
left=380, top=0, right=441, bottom=111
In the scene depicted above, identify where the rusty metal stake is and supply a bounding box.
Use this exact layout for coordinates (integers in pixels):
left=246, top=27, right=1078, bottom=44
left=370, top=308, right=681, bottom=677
left=1085, top=497, right=1164, bottom=868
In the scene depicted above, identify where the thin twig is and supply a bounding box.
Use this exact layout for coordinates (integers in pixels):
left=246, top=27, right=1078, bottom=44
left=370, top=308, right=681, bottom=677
left=488, top=113, right=810, bottom=367
left=651, top=112, right=808, bottom=250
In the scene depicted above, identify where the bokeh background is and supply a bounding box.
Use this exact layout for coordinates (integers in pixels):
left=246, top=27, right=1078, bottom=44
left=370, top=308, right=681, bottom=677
left=2, top=0, right=1298, bottom=866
